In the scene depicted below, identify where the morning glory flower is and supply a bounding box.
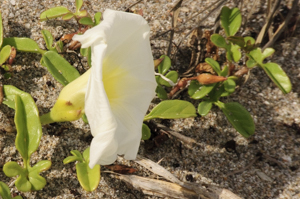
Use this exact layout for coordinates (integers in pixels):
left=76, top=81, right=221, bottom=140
left=72, top=9, right=156, bottom=168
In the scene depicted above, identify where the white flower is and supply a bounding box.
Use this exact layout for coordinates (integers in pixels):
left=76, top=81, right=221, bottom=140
left=73, top=9, right=156, bottom=168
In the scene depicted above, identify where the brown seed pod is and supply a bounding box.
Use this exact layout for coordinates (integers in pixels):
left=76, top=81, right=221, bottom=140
left=196, top=74, right=227, bottom=85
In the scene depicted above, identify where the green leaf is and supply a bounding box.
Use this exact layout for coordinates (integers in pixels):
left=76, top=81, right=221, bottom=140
left=2, top=38, right=46, bottom=54
left=157, top=71, right=178, bottom=87
left=76, top=10, right=88, bottom=18
left=0, top=181, right=13, bottom=199
left=41, top=51, right=80, bottom=86
left=246, top=59, right=257, bottom=68
left=4, top=72, right=12, bottom=79
left=210, top=34, right=228, bottom=48
left=157, top=55, right=171, bottom=75
left=3, top=161, right=23, bottom=177
left=63, top=156, right=83, bottom=164
left=3, top=86, right=42, bottom=160
left=76, top=0, right=84, bottom=11
left=62, top=13, right=74, bottom=21
left=55, top=40, right=64, bottom=53
left=40, top=6, right=71, bottom=21
left=94, top=12, right=102, bottom=25
left=63, top=150, right=84, bottom=164
left=28, top=172, right=46, bottom=191
left=79, top=17, right=94, bottom=26
left=0, top=45, right=12, bottom=65
left=81, top=114, right=89, bottom=124
left=155, top=85, right=168, bottom=99
left=220, top=7, right=242, bottom=36
left=3, top=162, right=31, bottom=192
left=224, top=78, right=236, bottom=93
left=247, top=48, right=263, bottom=65
left=261, top=48, right=275, bottom=61
left=188, top=80, right=216, bottom=99
left=80, top=47, right=92, bottom=67
left=142, top=123, right=151, bottom=140
left=41, top=30, right=54, bottom=51
left=15, top=95, right=41, bottom=160
left=229, top=43, right=241, bottom=62
left=197, top=101, right=213, bottom=116
left=76, top=163, right=100, bottom=192
left=227, top=36, right=245, bottom=47
left=262, top=62, right=292, bottom=94
left=76, top=148, right=101, bottom=192
left=205, top=58, right=221, bottom=75
left=82, top=148, right=90, bottom=163
left=0, top=11, right=3, bottom=48
left=28, top=160, right=51, bottom=191
left=144, top=100, right=196, bottom=121
left=15, top=174, right=31, bottom=192
left=220, top=65, right=229, bottom=77
left=215, top=101, right=255, bottom=138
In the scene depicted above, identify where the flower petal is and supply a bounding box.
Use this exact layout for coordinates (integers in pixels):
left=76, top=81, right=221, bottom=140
left=73, top=9, right=156, bottom=168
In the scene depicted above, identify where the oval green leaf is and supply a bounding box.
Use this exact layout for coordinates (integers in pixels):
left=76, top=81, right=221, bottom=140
left=40, top=6, right=71, bottom=21
left=230, top=44, right=241, bottom=62
left=29, top=160, right=52, bottom=173
left=28, top=172, right=46, bottom=191
left=220, top=7, right=242, bottom=36
left=41, top=51, right=80, bottom=86
left=157, top=55, right=171, bottom=75
left=142, top=123, right=151, bottom=140
left=76, top=163, right=100, bottom=192
left=261, top=48, right=275, bottom=61
left=210, top=34, right=228, bottom=48
left=215, top=101, right=255, bottom=138
left=227, top=36, right=245, bottom=47
left=188, top=80, right=216, bottom=100
left=14, top=94, right=42, bottom=160
left=157, top=71, right=178, bottom=87
left=79, top=17, right=94, bottom=26
left=62, top=13, right=74, bottom=21
left=0, top=181, right=13, bottom=199
left=0, top=45, right=12, bottom=65
left=262, top=62, right=292, bottom=94
left=2, top=38, right=46, bottom=54
left=144, top=100, right=196, bottom=121
left=41, top=30, right=54, bottom=50
left=15, top=174, right=31, bottom=192
left=3, top=161, right=23, bottom=177
left=197, top=101, right=213, bottom=116
left=76, top=0, right=84, bottom=11
left=224, top=78, right=236, bottom=93
left=155, top=85, right=168, bottom=99
left=3, top=85, right=42, bottom=161
left=205, top=58, right=221, bottom=75
left=94, top=12, right=102, bottom=25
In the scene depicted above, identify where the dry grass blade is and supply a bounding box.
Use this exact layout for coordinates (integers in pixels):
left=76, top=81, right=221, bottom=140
left=134, top=155, right=243, bottom=199
left=263, top=0, right=299, bottom=50
left=155, top=123, right=201, bottom=148
left=255, top=0, right=281, bottom=45
left=118, top=175, right=203, bottom=199
left=167, top=0, right=183, bottom=57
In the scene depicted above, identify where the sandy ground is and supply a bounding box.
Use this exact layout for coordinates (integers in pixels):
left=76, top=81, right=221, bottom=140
left=1, top=0, right=300, bottom=198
